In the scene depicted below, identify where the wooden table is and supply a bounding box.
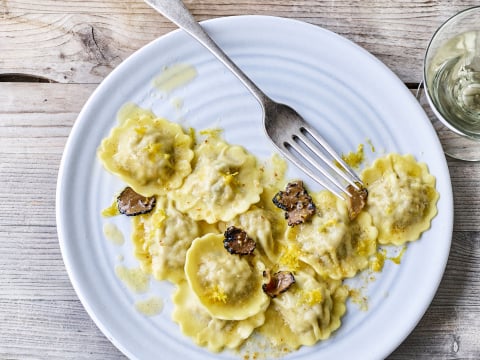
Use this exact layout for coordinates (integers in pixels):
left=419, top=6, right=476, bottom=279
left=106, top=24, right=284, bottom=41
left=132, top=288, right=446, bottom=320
left=1, top=1, right=479, bottom=359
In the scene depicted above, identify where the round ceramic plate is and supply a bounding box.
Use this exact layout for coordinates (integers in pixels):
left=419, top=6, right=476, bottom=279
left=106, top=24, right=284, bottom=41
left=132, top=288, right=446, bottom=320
left=56, top=15, right=453, bottom=360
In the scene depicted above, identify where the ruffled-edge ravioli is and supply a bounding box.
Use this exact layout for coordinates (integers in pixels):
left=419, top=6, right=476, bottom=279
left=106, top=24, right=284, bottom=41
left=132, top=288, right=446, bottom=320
left=131, top=196, right=202, bottom=284
left=98, top=112, right=194, bottom=196
left=173, top=135, right=263, bottom=223
left=185, top=233, right=270, bottom=320
left=362, top=153, right=439, bottom=245
left=258, top=271, right=348, bottom=349
left=172, top=280, right=266, bottom=352
left=286, top=191, right=378, bottom=280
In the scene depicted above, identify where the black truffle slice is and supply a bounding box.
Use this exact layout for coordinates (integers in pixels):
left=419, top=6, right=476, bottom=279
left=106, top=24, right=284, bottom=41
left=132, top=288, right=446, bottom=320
left=262, top=270, right=295, bottom=298
left=272, top=181, right=316, bottom=226
left=346, top=183, right=368, bottom=220
left=117, top=187, right=156, bottom=216
left=223, top=226, right=256, bottom=255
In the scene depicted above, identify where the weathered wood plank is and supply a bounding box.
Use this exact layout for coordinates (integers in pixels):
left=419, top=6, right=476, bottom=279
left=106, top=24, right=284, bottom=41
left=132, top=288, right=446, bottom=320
left=1, top=0, right=479, bottom=84
left=0, top=299, right=125, bottom=359
left=0, top=81, right=124, bottom=358
left=390, top=230, right=480, bottom=359
left=416, top=89, right=480, bottom=232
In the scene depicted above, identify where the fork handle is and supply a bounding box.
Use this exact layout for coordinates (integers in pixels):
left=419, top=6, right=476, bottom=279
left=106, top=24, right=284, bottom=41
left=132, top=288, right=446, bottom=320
left=144, top=0, right=270, bottom=107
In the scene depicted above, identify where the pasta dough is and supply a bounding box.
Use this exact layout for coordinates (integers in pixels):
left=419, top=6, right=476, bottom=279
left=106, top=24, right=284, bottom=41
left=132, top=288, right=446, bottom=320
left=184, top=233, right=270, bottom=321
left=286, top=191, right=378, bottom=279
left=173, top=134, right=263, bottom=223
left=172, top=280, right=266, bottom=352
left=131, top=196, right=202, bottom=284
left=362, top=153, right=439, bottom=245
left=258, top=271, right=348, bottom=349
left=98, top=108, right=194, bottom=196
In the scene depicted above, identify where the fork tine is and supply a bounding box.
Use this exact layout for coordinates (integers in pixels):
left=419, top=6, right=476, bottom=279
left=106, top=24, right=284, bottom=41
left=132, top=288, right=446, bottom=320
left=300, top=125, right=363, bottom=189
left=286, top=139, right=347, bottom=199
left=294, top=130, right=361, bottom=192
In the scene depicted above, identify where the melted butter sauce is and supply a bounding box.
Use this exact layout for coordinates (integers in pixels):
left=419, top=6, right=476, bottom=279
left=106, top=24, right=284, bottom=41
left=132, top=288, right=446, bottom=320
left=349, top=244, right=408, bottom=313
left=135, top=296, right=164, bottom=316
left=369, top=245, right=408, bottom=272
left=115, top=265, right=150, bottom=293
left=153, top=63, right=197, bottom=93
left=369, top=249, right=387, bottom=272
left=170, top=97, right=183, bottom=110
left=102, top=222, right=124, bottom=246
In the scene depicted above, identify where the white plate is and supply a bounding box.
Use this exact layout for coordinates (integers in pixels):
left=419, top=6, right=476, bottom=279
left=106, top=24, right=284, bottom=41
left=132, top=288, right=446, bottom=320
left=56, top=15, right=453, bottom=360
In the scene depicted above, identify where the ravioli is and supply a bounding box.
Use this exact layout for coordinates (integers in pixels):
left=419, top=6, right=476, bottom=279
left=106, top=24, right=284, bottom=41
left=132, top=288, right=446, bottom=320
left=131, top=196, right=201, bottom=284
left=259, top=271, right=348, bottom=349
left=361, top=153, right=439, bottom=245
left=286, top=190, right=378, bottom=279
left=172, top=280, right=266, bottom=352
left=184, top=233, right=270, bottom=321
left=98, top=105, right=440, bottom=356
left=173, top=135, right=263, bottom=223
left=98, top=111, right=194, bottom=196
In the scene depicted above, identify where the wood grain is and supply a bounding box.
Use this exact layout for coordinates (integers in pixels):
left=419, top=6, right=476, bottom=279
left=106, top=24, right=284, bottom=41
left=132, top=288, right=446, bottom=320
left=1, top=0, right=479, bottom=84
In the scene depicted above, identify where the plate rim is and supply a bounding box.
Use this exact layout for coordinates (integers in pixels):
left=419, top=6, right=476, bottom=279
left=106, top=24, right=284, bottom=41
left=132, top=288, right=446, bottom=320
left=56, top=14, right=454, bottom=360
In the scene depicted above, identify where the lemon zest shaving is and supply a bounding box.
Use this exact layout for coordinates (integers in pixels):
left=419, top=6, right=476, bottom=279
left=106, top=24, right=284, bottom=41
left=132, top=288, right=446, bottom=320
left=299, top=289, right=323, bottom=306
left=207, top=285, right=228, bottom=304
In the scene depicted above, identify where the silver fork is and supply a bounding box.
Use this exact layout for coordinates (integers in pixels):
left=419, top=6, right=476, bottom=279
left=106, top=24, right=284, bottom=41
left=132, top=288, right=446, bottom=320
left=144, top=0, right=364, bottom=199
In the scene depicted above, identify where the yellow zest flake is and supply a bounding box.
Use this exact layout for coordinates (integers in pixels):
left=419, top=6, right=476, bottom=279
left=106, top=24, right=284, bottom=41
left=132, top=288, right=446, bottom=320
left=222, top=170, right=239, bottom=186
left=299, top=289, right=323, bottom=306
left=199, top=128, right=223, bottom=137
left=188, top=127, right=196, bottom=144
left=367, top=139, right=375, bottom=153
left=389, top=245, right=407, bottom=265
left=370, top=246, right=407, bottom=272
left=369, top=249, right=386, bottom=272
left=278, top=243, right=303, bottom=271
left=134, top=126, right=147, bottom=136
left=143, top=143, right=174, bottom=167
left=355, top=239, right=370, bottom=257
left=145, top=142, right=162, bottom=155
left=101, top=200, right=119, bottom=217
left=348, top=287, right=368, bottom=311
left=341, top=143, right=365, bottom=169
left=207, top=284, right=228, bottom=304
